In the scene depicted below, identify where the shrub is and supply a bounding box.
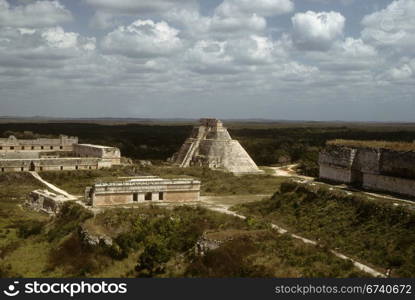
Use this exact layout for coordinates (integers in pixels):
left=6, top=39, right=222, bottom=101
left=47, top=202, right=93, bottom=241
left=48, top=233, right=109, bottom=276
left=15, top=220, right=45, bottom=238
left=186, top=237, right=262, bottom=278
left=135, top=235, right=172, bottom=277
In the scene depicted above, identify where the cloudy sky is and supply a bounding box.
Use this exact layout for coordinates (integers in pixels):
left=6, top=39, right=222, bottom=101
left=0, top=0, right=414, bottom=121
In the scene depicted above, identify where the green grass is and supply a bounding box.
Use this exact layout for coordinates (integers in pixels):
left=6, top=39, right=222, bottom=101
left=4, top=240, right=66, bottom=277
left=143, top=165, right=286, bottom=195
left=0, top=176, right=369, bottom=278
left=234, top=181, right=415, bottom=277
left=40, top=165, right=286, bottom=196
left=0, top=170, right=386, bottom=278
left=0, top=173, right=51, bottom=277
left=83, top=205, right=368, bottom=278
left=39, top=165, right=146, bottom=195
left=186, top=231, right=367, bottom=278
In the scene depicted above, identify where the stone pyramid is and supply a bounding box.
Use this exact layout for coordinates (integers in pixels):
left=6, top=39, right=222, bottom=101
left=172, top=119, right=262, bottom=174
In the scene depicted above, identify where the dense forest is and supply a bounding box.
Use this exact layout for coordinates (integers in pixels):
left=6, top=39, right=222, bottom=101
left=2, top=122, right=415, bottom=177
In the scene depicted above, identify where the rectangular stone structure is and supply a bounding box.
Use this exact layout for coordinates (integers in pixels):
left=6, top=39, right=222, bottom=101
left=319, top=143, right=415, bottom=197
left=73, top=144, right=121, bottom=165
left=85, top=176, right=201, bottom=207
left=0, top=134, right=121, bottom=172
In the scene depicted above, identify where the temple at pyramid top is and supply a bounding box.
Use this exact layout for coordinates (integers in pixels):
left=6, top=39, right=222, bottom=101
left=172, top=118, right=262, bottom=174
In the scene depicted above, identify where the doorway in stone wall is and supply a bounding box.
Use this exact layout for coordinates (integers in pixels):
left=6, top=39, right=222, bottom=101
left=351, top=169, right=363, bottom=186
left=133, top=193, right=139, bottom=202
left=145, top=192, right=152, bottom=201
left=29, top=161, right=36, bottom=171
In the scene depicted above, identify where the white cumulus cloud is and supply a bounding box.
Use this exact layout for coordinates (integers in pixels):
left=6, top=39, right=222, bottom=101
left=42, top=27, right=96, bottom=50
left=101, top=19, right=182, bottom=58
left=0, top=0, right=72, bottom=28
left=361, top=0, right=415, bottom=50
left=292, top=11, right=345, bottom=51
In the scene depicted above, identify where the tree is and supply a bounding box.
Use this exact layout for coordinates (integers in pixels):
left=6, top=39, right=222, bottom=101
left=135, top=235, right=171, bottom=277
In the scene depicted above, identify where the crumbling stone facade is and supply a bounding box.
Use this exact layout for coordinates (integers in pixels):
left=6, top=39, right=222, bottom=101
left=85, top=176, right=201, bottom=207
left=0, top=135, right=121, bottom=172
left=73, top=144, right=120, bottom=162
left=319, top=144, right=415, bottom=197
left=172, top=118, right=262, bottom=174
left=1, top=157, right=104, bottom=172
left=26, top=189, right=71, bottom=214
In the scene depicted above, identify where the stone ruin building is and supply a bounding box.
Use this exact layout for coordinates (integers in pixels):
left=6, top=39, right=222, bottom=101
left=26, top=189, right=72, bottom=215
left=85, top=176, right=201, bottom=207
left=25, top=176, right=200, bottom=214
left=319, top=141, right=415, bottom=197
left=0, top=135, right=121, bottom=172
left=172, top=118, right=262, bottom=174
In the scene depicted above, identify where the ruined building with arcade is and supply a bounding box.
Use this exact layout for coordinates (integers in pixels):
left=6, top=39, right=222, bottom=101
left=0, top=135, right=121, bottom=172
left=172, top=118, right=262, bottom=174
left=319, top=140, right=415, bottom=197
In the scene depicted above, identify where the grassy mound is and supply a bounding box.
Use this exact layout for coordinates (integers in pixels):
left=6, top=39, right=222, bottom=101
left=234, top=181, right=415, bottom=277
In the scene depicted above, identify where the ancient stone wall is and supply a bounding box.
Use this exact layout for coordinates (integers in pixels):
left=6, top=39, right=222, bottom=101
left=73, top=144, right=121, bottom=163
left=319, top=164, right=353, bottom=183
left=380, top=150, right=415, bottom=179
left=86, top=177, right=201, bottom=207
left=363, top=174, right=415, bottom=197
left=93, top=193, right=134, bottom=207
left=318, top=145, right=355, bottom=169
left=26, top=190, right=70, bottom=214
left=0, top=135, right=77, bottom=152
left=0, top=134, right=121, bottom=172
left=0, top=157, right=101, bottom=172
left=0, top=151, right=39, bottom=159
left=355, top=148, right=380, bottom=174
left=164, top=191, right=200, bottom=202
left=319, top=144, right=415, bottom=197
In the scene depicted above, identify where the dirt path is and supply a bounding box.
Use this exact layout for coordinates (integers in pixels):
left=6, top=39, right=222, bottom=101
left=362, top=191, right=415, bottom=205
left=28, top=171, right=78, bottom=200
left=309, top=181, right=415, bottom=209
left=267, top=164, right=314, bottom=181
left=271, top=164, right=414, bottom=208
left=200, top=196, right=386, bottom=278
